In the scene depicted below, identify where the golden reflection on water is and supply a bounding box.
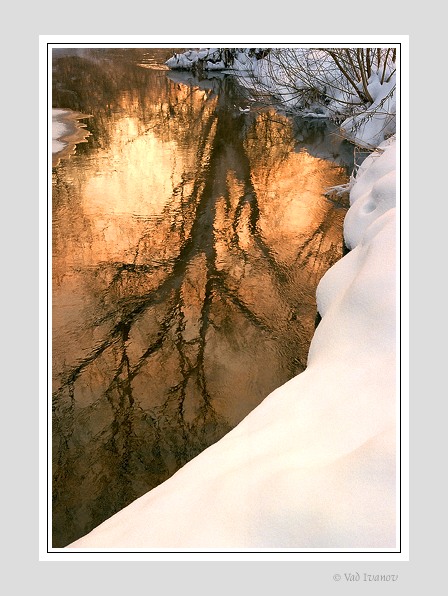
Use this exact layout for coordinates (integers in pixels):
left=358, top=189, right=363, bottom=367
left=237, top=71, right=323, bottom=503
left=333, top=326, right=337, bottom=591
left=52, top=52, right=349, bottom=547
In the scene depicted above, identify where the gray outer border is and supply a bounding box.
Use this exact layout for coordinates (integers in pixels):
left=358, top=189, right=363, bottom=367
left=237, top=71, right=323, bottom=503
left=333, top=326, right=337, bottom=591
left=5, top=7, right=441, bottom=592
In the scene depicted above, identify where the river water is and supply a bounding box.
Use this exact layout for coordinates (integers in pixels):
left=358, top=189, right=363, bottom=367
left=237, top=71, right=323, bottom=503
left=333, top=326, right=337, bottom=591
left=51, top=47, right=354, bottom=547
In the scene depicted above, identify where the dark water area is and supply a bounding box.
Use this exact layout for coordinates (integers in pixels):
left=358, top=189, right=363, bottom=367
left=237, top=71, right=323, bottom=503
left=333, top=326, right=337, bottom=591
left=51, top=48, right=354, bottom=547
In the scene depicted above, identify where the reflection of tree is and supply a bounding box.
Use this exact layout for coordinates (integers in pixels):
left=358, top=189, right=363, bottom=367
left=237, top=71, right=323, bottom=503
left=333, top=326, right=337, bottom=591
left=52, top=48, right=206, bottom=152
left=52, top=61, right=349, bottom=547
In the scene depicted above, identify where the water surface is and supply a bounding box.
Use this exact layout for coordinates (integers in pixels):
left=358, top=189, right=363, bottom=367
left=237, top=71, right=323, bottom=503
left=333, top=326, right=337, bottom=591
left=51, top=48, right=353, bottom=547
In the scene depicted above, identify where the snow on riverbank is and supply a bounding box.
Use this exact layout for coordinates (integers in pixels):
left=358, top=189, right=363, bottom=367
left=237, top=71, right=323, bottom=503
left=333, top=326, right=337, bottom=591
left=167, top=48, right=396, bottom=149
left=67, top=135, right=398, bottom=550
left=52, top=109, right=71, bottom=153
left=52, top=108, right=91, bottom=167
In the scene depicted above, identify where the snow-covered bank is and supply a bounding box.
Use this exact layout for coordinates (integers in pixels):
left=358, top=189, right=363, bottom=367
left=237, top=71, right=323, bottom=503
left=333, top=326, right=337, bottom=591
left=67, top=134, right=398, bottom=550
left=52, top=110, right=70, bottom=154
left=166, top=48, right=396, bottom=149
left=52, top=108, right=91, bottom=167
left=166, top=48, right=260, bottom=72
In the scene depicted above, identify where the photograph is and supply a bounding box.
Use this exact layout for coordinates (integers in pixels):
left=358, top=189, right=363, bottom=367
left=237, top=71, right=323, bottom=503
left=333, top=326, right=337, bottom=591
left=43, top=38, right=407, bottom=558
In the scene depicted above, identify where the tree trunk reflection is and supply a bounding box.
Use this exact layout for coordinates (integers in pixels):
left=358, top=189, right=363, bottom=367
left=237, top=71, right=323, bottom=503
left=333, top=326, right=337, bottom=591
left=52, top=51, right=351, bottom=547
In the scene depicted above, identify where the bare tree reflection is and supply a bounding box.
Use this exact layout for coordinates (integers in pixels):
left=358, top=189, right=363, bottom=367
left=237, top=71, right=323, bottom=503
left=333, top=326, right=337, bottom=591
left=52, top=53, right=350, bottom=546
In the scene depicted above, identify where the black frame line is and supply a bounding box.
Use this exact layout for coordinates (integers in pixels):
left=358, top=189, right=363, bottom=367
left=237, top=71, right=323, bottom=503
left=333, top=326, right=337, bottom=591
left=46, top=40, right=403, bottom=557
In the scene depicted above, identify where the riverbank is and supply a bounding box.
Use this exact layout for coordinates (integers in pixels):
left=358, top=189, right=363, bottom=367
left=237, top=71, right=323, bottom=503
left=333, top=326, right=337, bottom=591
left=52, top=108, right=91, bottom=167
